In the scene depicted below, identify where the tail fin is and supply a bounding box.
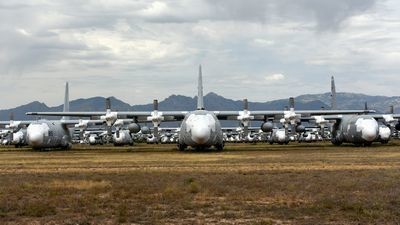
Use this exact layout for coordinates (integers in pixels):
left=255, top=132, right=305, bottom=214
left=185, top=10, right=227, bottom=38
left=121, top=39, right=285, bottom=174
left=331, top=76, right=337, bottom=110
left=62, top=82, right=70, bottom=120
left=197, top=65, right=204, bottom=110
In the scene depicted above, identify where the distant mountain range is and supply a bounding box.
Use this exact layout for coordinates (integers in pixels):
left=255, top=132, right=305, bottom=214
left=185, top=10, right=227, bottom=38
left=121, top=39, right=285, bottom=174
left=1, top=92, right=399, bottom=120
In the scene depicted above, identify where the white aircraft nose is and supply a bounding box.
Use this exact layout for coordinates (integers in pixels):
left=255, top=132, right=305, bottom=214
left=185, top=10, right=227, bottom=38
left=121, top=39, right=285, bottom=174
left=362, top=127, right=377, bottom=142
left=12, top=132, right=22, bottom=144
left=191, top=126, right=210, bottom=144
left=29, top=131, right=44, bottom=146
left=276, top=131, right=286, bottom=142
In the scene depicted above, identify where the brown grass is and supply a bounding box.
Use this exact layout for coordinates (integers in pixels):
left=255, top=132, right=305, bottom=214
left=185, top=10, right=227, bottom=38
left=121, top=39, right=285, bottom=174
left=0, top=141, right=400, bottom=224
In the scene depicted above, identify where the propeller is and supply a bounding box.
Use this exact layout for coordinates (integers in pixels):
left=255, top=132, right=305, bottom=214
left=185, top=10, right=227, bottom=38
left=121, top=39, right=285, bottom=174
left=5, top=112, right=21, bottom=143
left=280, top=97, right=301, bottom=136
left=100, top=98, right=118, bottom=143
left=74, top=119, right=89, bottom=140
left=382, top=106, right=398, bottom=135
left=147, top=99, right=164, bottom=143
left=113, top=119, right=125, bottom=138
left=312, top=116, right=330, bottom=138
left=237, top=99, right=254, bottom=139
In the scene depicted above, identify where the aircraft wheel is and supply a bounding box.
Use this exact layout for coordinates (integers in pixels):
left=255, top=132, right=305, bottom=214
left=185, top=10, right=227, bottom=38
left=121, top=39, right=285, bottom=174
left=178, top=143, right=187, bottom=151
left=364, top=142, right=372, bottom=147
left=215, top=143, right=224, bottom=151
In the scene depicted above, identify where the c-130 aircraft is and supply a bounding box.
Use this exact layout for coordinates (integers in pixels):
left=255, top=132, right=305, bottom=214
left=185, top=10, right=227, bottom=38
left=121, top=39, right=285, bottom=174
left=1, top=83, right=104, bottom=149
left=27, top=66, right=373, bottom=150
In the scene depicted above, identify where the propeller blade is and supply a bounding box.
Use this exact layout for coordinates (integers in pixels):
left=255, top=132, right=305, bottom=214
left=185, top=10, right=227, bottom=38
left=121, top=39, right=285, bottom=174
left=243, top=99, right=248, bottom=110
left=289, top=97, right=295, bottom=110
left=106, top=125, right=112, bottom=143
left=10, top=112, right=14, bottom=122
left=106, top=98, right=111, bottom=111
left=153, top=99, right=158, bottom=111
left=116, top=128, right=120, bottom=138
left=390, top=105, right=394, bottom=114
left=154, top=126, right=159, bottom=143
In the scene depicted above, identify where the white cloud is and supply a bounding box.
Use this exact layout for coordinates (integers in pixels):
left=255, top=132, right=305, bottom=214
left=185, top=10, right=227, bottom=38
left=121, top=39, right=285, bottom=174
left=139, top=1, right=169, bottom=17
left=1, top=0, right=400, bottom=109
left=16, top=28, right=31, bottom=36
left=265, top=74, right=285, bottom=81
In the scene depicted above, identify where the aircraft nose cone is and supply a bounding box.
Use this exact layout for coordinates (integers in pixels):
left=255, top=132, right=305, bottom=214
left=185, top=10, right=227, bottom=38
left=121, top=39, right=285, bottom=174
left=276, top=131, right=286, bottom=142
left=191, top=126, right=210, bottom=144
left=362, top=127, right=377, bottom=142
left=29, top=132, right=44, bottom=146
left=277, top=134, right=285, bottom=142
left=11, top=133, right=22, bottom=145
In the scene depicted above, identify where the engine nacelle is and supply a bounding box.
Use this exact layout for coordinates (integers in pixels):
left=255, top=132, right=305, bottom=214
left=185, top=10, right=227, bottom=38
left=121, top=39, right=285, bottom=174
left=296, top=125, right=306, bottom=133
left=128, top=123, right=141, bottom=134
left=261, top=122, right=274, bottom=132
left=141, top=126, right=151, bottom=134
left=378, top=125, right=391, bottom=142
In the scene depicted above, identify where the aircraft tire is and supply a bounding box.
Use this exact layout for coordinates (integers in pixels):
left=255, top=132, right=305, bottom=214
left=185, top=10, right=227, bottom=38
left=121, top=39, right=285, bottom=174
left=178, top=143, right=187, bottom=151
left=215, top=143, right=224, bottom=151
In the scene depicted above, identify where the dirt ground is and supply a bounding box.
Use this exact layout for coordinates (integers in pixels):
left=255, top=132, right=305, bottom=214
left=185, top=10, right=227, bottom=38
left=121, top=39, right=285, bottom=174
left=1, top=141, right=400, bottom=224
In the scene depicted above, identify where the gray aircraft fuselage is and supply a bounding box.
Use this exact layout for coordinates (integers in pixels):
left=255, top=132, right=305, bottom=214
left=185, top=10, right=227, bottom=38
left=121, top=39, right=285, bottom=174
left=331, top=115, right=379, bottom=146
left=178, top=110, right=224, bottom=150
left=268, top=128, right=289, bottom=145
left=113, top=130, right=133, bottom=146
left=26, top=120, right=72, bottom=149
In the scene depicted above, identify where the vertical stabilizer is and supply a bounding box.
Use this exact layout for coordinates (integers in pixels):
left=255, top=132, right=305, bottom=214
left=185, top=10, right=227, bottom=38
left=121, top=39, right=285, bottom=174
left=331, top=76, right=337, bottom=110
left=62, top=82, right=70, bottom=120
left=197, top=65, right=204, bottom=110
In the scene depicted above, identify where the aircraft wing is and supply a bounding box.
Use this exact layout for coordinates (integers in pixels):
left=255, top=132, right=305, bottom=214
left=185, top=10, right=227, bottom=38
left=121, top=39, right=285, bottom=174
left=60, top=119, right=105, bottom=125
left=369, top=114, right=400, bottom=119
left=304, top=113, right=400, bottom=122
left=26, top=111, right=190, bottom=122
left=26, top=112, right=106, bottom=117
left=214, top=110, right=375, bottom=121
left=0, top=120, right=35, bottom=126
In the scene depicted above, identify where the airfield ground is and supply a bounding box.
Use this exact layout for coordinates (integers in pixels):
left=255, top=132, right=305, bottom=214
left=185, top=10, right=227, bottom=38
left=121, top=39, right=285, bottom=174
left=1, top=141, right=400, bottom=224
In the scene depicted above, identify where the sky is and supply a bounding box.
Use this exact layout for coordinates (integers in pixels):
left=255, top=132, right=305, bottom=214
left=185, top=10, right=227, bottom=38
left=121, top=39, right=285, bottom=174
left=0, top=0, right=399, bottom=109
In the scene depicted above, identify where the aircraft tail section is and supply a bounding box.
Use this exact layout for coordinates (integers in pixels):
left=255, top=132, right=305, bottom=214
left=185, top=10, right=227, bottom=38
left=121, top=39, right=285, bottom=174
left=62, top=82, right=70, bottom=120
left=197, top=65, right=204, bottom=110
left=331, top=76, right=337, bottom=110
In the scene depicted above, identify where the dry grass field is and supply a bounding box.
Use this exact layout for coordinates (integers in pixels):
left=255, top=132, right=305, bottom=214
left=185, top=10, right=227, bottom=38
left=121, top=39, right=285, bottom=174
left=1, top=141, right=400, bottom=224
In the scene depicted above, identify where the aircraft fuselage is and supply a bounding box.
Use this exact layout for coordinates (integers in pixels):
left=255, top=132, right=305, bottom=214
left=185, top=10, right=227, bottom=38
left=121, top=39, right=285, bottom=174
left=331, top=115, right=379, bottom=146
left=178, top=110, right=224, bottom=150
left=26, top=120, right=72, bottom=149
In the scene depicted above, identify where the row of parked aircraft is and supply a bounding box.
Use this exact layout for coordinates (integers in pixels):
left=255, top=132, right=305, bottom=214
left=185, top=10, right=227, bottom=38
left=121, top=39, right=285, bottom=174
left=1, top=66, right=399, bottom=150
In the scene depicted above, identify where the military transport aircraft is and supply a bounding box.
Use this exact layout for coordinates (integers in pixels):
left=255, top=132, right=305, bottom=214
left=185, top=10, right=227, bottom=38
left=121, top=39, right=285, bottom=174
left=308, top=76, right=400, bottom=146
left=27, top=66, right=374, bottom=150
left=1, top=83, right=104, bottom=150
